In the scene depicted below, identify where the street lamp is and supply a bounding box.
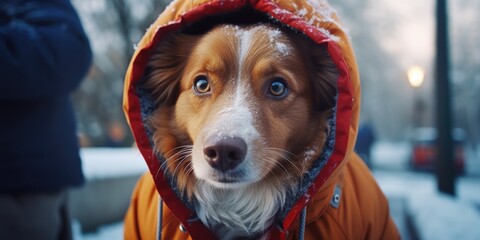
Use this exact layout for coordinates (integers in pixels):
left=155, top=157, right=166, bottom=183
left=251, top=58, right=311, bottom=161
left=407, top=66, right=425, bottom=88
left=407, top=66, right=426, bottom=127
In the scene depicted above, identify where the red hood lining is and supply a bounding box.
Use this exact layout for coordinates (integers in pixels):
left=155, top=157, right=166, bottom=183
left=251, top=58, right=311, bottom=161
left=126, top=0, right=352, bottom=238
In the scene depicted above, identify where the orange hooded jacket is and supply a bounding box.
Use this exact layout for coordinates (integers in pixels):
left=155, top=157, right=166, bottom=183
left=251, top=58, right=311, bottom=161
left=122, top=0, right=401, bottom=239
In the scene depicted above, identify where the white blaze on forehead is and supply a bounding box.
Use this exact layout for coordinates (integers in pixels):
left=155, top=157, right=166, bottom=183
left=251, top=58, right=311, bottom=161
left=226, top=27, right=260, bottom=141
left=236, top=27, right=253, bottom=79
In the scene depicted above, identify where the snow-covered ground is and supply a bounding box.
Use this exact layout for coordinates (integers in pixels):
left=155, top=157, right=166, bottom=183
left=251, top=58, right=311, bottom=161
left=371, top=141, right=411, bottom=171
left=75, top=144, right=480, bottom=239
left=73, top=220, right=123, bottom=240
left=373, top=142, right=480, bottom=239
left=79, top=148, right=147, bottom=179
left=376, top=171, right=480, bottom=240
left=73, top=148, right=145, bottom=240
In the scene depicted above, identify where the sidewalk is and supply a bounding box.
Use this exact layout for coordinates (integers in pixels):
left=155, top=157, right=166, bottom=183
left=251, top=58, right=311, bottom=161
left=375, top=171, right=480, bottom=240
left=387, top=196, right=411, bottom=240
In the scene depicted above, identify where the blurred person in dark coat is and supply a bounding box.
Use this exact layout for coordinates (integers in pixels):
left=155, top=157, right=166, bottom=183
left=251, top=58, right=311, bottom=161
left=355, top=122, right=376, bottom=169
left=0, top=0, right=92, bottom=239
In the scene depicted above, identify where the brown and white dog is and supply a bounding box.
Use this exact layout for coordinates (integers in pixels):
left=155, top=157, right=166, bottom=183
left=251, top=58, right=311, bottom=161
left=144, top=24, right=337, bottom=239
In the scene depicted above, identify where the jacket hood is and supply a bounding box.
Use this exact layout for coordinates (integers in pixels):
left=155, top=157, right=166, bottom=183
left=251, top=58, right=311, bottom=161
left=123, top=0, right=360, bottom=238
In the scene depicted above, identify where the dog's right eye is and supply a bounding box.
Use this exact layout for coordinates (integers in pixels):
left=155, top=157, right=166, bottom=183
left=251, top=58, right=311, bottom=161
left=268, top=78, right=288, bottom=98
left=193, top=76, right=211, bottom=94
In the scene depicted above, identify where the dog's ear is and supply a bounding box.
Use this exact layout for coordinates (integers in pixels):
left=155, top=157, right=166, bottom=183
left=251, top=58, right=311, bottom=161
left=144, top=33, right=200, bottom=105
left=307, top=43, right=338, bottom=112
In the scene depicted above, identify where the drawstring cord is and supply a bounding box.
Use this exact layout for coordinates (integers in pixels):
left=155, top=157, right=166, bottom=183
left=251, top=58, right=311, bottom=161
left=157, top=197, right=163, bottom=240
left=298, top=206, right=307, bottom=240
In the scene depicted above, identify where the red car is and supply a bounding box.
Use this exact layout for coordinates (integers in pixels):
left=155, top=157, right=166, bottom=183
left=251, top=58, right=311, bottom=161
left=410, top=128, right=465, bottom=174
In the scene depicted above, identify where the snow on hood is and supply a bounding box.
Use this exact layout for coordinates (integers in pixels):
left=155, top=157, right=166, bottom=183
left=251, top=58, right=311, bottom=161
left=123, top=0, right=360, bottom=238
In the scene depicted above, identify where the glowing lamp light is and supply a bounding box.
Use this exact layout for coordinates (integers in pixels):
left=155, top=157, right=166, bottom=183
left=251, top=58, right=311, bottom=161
left=407, top=66, right=425, bottom=88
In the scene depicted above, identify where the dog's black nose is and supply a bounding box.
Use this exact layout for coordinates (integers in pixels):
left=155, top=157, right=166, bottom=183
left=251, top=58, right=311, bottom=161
left=203, top=136, right=247, bottom=172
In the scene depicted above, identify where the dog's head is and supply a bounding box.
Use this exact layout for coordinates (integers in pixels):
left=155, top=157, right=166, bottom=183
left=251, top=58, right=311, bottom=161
left=145, top=24, right=337, bottom=196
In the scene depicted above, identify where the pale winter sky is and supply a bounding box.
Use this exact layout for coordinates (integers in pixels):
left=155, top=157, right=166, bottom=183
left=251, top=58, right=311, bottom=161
left=364, top=0, right=434, bottom=70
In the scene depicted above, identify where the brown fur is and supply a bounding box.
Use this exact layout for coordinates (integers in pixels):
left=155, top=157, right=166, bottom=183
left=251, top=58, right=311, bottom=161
left=144, top=24, right=337, bottom=198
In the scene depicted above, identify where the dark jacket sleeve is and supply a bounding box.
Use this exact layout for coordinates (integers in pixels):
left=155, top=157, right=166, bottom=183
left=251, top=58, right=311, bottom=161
left=0, top=0, right=92, bottom=100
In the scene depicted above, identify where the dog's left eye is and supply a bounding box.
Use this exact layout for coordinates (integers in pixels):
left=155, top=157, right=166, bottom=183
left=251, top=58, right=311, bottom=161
left=268, top=78, right=288, bottom=98
left=193, top=76, right=211, bottom=94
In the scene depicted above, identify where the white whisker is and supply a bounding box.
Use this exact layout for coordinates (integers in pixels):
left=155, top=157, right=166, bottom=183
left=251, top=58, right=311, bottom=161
left=171, top=154, right=192, bottom=177
left=154, top=145, right=193, bottom=181
left=264, top=148, right=303, bottom=176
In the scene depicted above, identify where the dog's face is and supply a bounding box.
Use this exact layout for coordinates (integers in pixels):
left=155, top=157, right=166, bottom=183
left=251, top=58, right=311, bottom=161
left=146, top=24, right=336, bottom=195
